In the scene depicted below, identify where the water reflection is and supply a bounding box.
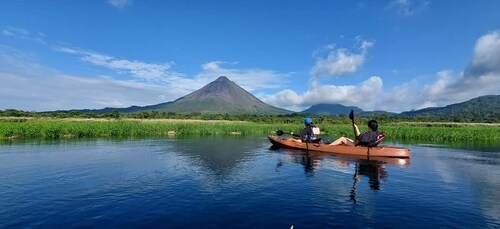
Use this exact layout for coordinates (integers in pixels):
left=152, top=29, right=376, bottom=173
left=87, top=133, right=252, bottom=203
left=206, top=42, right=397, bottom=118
left=349, top=159, right=388, bottom=203
left=270, top=148, right=410, bottom=203
left=272, top=148, right=321, bottom=176
left=169, top=136, right=260, bottom=177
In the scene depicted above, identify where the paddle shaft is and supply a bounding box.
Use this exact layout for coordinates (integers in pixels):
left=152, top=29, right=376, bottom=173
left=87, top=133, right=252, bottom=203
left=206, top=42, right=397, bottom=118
left=350, top=110, right=357, bottom=140
left=305, top=135, right=309, bottom=154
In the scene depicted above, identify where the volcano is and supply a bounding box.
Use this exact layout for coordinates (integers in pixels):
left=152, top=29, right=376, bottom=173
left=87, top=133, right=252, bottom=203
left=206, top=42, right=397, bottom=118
left=161, top=76, right=291, bottom=114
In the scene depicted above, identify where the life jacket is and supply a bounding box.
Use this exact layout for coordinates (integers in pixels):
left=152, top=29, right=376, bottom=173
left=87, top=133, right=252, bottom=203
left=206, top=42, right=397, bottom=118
left=312, top=127, right=320, bottom=140
left=302, top=126, right=321, bottom=142
left=355, top=131, right=386, bottom=147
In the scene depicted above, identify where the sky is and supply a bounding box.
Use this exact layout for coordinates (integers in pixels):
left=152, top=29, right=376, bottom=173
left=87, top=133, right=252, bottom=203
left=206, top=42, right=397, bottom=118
left=0, top=0, right=499, bottom=112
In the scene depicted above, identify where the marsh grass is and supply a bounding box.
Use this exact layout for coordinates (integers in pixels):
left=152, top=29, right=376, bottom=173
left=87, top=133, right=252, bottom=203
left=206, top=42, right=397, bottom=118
left=0, top=118, right=498, bottom=143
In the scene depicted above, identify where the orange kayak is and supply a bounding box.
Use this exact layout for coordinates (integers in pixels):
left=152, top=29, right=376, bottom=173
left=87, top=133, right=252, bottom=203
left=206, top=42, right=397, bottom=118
left=268, top=135, right=410, bottom=158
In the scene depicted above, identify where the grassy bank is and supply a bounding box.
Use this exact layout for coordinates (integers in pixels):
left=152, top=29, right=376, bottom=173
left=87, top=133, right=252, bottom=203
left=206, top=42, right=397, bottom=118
left=1, top=118, right=499, bottom=143
left=0, top=118, right=285, bottom=139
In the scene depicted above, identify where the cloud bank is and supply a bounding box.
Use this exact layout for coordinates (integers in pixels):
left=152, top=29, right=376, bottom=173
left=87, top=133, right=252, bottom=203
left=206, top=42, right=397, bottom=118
left=57, top=46, right=292, bottom=92
left=262, top=76, right=383, bottom=110
left=0, top=42, right=291, bottom=111
left=264, top=32, right=500, bottom=112
left=0, top=59, right=175, bottom=111
left=415, top=31, right=500, bottom=107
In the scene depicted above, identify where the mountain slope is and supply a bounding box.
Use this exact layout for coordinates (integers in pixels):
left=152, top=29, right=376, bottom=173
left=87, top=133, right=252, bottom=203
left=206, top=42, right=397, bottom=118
left=76, top=101, right=173, bottom=114
left=73, top=76, right=291, bottom=115
left=162, top=76, right=291, bottom=114
left=401, top=95, right=500, bottom=122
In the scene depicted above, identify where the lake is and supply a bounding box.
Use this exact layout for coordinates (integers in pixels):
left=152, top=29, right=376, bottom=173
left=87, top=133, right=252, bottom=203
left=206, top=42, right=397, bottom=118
left=0, top=136, right=499, bottom=228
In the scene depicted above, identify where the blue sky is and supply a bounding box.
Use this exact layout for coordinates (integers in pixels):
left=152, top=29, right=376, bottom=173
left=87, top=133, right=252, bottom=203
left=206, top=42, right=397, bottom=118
left=0, top=0, right=499, bottom=112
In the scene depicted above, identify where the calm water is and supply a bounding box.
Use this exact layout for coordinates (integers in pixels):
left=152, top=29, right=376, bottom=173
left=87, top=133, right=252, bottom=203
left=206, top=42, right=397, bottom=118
left=0, top=137, right=499, bottom=228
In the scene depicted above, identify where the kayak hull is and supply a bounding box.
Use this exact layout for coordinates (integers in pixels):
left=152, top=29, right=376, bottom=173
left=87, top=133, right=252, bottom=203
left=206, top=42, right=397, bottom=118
left=268, top=135, right=410, bottom=158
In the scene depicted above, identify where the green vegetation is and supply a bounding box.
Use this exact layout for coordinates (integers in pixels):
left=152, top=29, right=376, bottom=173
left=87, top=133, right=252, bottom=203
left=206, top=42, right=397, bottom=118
left=2, top=108, right=499, bottom=123
left=0, top=118, right=285, bottom=139
left=1, top=117, right=498, bottom=144
left=0, top=95, right=500, bottom=124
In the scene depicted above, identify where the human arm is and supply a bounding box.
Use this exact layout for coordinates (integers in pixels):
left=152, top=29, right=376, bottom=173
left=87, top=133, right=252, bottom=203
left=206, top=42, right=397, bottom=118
left=354, top=124, right=360, bottom=138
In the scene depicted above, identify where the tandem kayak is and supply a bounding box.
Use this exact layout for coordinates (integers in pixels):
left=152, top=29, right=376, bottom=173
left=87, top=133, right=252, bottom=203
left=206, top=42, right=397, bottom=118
left=268, top=135, right=410, bottom=158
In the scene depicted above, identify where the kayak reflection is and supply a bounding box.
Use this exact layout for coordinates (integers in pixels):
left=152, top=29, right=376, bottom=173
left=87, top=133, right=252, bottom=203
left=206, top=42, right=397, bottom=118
left=271, top=148, right=410, bottom=202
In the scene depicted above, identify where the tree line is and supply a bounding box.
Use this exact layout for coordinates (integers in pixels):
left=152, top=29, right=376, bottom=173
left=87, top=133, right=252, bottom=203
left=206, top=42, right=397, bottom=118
left=1, top=109, right=498, bottom=123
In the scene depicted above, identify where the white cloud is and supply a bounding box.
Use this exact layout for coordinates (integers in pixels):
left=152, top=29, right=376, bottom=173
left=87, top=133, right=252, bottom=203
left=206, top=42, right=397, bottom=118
left=57, top=47, right=292, bottom=93
left=57, top=47, right=292, bottom=92
left=266, top=31, right=500, bottom=113
left=261, top=89, right=302, bottom=108
left=107, top=0, right=132, bottom=9
left=386, top=0, right=430, bottom=16
left=57, top=47, right=174, bottom=82
left=198, top=61, right=292, bottom=92
left=465, top=31, right=500, bottom=78
left=0, top=46, right=184, bottom=111
left=0, top=68, right=177, bottom=112
left=423, top=71, right=457, bottom=99
left=1, top=45, right=292, bottom=111
left=3, top=27, right=29, bottom=37
left=262, top=76, right=383, bottom=111
left=2, top=26, right=46, bottom=44
left=276, top=62, right=496, bottom=113
left=415, top=31, right=500, bottom=106
left=310, top=39, right=374, bottom=77
left=375, top=32, right=500, bottom=111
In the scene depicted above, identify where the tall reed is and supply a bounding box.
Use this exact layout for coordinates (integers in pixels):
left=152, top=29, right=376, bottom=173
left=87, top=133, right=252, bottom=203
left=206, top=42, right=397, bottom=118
left=0, top=118, right=498, bottom=143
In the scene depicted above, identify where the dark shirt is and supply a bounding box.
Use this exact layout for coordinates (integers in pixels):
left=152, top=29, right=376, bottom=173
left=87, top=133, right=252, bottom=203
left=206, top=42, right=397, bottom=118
left=355, top=131, right=386, bottom=147
left=299, top=125, right=314, bottom=142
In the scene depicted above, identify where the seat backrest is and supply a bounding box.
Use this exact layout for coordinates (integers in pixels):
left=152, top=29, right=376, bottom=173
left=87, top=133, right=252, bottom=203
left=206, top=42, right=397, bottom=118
left=312, top=127, right=320, bottom=135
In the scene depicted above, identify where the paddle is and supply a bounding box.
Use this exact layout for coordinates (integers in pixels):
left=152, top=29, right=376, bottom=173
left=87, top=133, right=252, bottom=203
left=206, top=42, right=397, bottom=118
left=276, top=129, right=309, bottom=153
left=305, top=133, right=309, bottom=153
left=350, top=163, right=359, bottom=204
left=276, top=130, right=295, bottom=136
left=349, top=110, right=356, bottom=140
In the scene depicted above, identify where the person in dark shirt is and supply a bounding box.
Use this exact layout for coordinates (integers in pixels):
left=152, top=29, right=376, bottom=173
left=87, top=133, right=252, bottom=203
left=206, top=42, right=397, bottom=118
left=329, top=120, right=386, bottom=146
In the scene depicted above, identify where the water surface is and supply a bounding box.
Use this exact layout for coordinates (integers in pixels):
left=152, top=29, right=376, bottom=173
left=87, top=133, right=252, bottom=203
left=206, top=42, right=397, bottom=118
left=0, top=137, right=498, bottom=228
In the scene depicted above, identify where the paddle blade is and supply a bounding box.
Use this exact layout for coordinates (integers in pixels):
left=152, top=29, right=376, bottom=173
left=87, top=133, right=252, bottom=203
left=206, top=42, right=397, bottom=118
left=276, top=130, right=284, bottom=136
left=349, top=110, right=354, bottom=120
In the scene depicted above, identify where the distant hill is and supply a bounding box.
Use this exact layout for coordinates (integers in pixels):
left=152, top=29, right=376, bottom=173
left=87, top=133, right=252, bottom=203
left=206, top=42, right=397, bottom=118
left=301, top=104, right=364, bottom=115
left=401, top=95, right=500, bottom=122
left=158, top=76, right=291, bottom=114
left=299, top=95, right=499, bottom=122
left=75, top=101, right=173, bottom=114
left=357, top=110, right=398, bottom=117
